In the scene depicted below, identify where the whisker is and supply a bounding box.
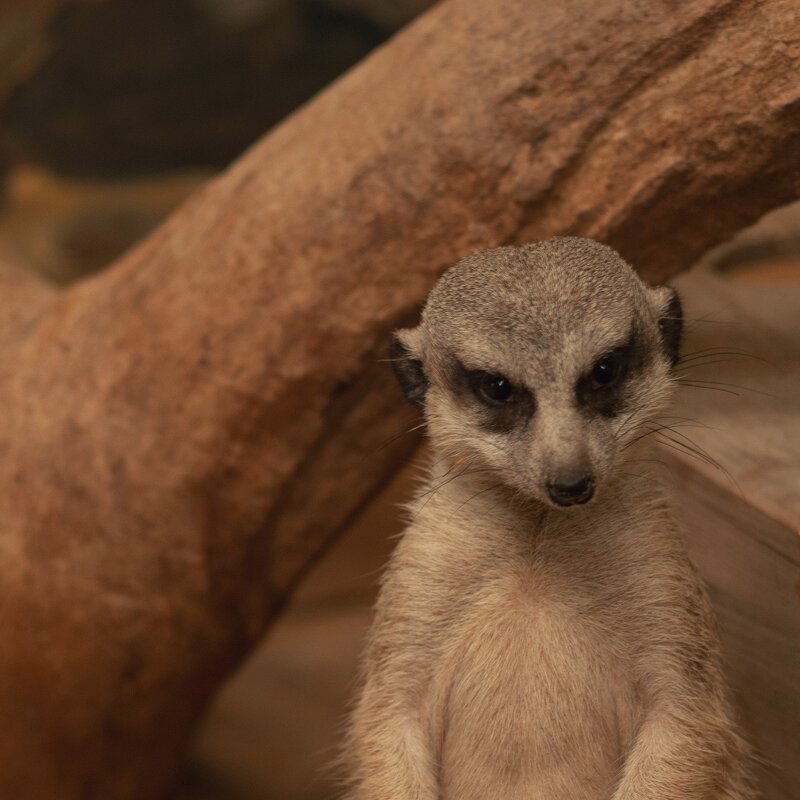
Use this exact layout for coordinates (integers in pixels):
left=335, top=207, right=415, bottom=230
left=620, top=417, right=705, bottom=452
left=614, top=410, right=640, bottom=441
left=677, top=378, right=775, bottom=398
left=654, top=434, right=716, bottom=469
left=373, top=420, right=426, bottom=452
left=676, top=381, right=741, bottom=397
left=623, top=456, right=674, bottom=475
left=655, top=431, right=733, bottom=484
left=682, top=313, right=743, bottom=327
left=674, top=357, right=757, bottom=373
left=656, top=432, right=743, bottom=496
left=621, top=427, right=660, bottom=451
left=656, top=429, right=724, bottom=472
left=678, top=346, right=761, bottom=363
left=416, top=458, right=475, bottom=503
left=677, top=350, right=761, bottom=363
left=417, top=463, right=504, bottom=510
left=451, top=483, right=504, bottom=517
left=652, top=414, right=714, bottom=430
left=376, top=356, right=414, bottom=364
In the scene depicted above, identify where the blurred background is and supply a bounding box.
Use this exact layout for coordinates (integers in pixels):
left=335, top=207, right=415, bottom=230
left=0, top=0, right=432, bottom=284
left=0, top=2, right=796, bottom=800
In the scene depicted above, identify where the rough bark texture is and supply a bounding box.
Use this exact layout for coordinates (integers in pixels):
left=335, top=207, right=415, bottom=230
left=0, top=0, right=797, bottom=796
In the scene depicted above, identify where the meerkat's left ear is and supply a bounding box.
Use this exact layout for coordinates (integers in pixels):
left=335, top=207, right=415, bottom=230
left=650, top=286, right=683, bottom=366
left=390, top=327, right=428, bottom=408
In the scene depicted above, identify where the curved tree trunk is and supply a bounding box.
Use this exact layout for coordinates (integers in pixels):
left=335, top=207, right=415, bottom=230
left=0, top=0, right=797, bottom=796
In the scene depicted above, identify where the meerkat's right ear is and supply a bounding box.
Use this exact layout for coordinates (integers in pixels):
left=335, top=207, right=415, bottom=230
left=650, top=286, right=683, bottom=367
left=390, top=327, right=428, bottom=409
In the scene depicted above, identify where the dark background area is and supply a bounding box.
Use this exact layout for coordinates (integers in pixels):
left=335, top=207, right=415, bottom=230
left=0, top=0, right=430, bottom=282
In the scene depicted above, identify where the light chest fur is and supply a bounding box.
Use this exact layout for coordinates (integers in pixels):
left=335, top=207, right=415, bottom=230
left=365, top=465, right=695, bottom=800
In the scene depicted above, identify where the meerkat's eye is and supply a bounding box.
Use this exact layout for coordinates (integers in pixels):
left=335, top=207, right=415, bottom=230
left=589, top=350, right=628, bottom=390
left=472, top=371, right=515, bottom=404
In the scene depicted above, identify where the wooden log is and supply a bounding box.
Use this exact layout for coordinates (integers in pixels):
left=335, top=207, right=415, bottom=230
left=665, top=264, right=800, bottom=800
left=0, top=0, right=798, bottom=796
left=0, top=248, right=55, bottom=346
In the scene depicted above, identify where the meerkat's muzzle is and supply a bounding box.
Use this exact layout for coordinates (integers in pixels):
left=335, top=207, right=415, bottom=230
left=546, top=473, right=595, bottom=507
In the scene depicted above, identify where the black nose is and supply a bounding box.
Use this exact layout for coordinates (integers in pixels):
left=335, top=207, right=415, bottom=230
left=546, top=475, right=594, bottom=507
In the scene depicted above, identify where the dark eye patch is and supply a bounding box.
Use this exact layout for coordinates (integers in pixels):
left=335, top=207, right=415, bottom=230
left=576, top=327, right=644, bottom=417
left=448, top=361, right=536, bottom=433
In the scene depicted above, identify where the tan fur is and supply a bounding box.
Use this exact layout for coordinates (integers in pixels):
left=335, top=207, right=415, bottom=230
left=343, top=239, right=754, bottom=799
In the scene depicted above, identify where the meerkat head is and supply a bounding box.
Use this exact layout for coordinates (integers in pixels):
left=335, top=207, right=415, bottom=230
left=391, top=237, right=682, bottom=509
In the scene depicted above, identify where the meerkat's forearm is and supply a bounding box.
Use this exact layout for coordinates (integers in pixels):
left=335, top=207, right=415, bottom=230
left=612, top=711, right=750, bottom=800
left=345, top=702, right=438, bottom=800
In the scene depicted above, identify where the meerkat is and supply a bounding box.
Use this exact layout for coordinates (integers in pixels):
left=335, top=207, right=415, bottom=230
left=342, top=237, right=754, bottom=800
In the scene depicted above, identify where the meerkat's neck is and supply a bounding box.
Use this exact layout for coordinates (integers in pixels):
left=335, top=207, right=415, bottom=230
left=411, top=448, right=671, bottom=555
